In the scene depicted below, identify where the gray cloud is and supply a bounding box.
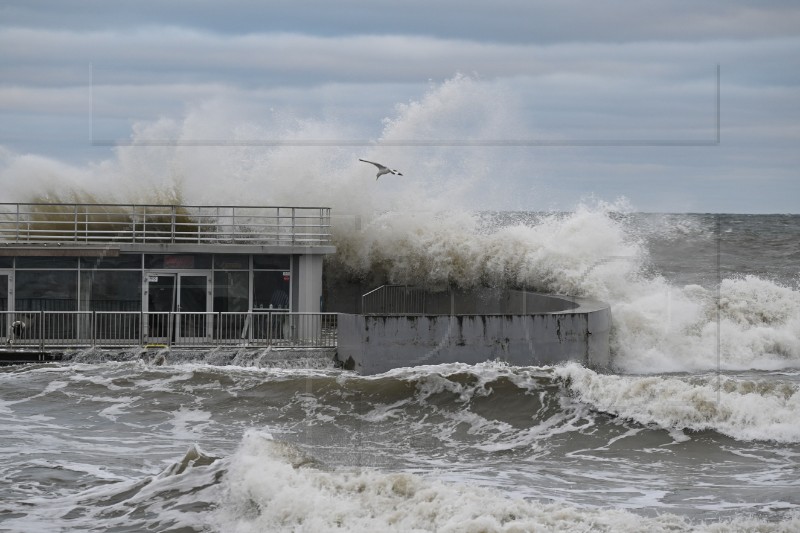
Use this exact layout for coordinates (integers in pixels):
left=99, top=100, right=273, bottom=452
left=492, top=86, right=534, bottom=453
left=3, top=0, right=800, bottom=43
left=0, top=1, right=798, bottom=212
left=2, top=26, right=798, bottom=88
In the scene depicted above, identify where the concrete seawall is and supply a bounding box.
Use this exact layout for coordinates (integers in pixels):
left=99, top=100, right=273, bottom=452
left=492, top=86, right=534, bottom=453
left=337, top=292, right=611, bottom=375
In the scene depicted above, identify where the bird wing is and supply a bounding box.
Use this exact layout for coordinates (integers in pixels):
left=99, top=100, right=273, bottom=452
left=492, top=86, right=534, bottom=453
left=359, top=158, right=389, bottom=170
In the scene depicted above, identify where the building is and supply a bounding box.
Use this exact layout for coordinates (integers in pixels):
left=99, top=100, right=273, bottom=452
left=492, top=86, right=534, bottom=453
left=0, top=203, right=336, bottom=348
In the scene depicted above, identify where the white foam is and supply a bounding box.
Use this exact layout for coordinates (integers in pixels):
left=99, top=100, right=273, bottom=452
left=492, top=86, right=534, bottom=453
left=212, top=430, right=800, bottom=532
left=96, top=395, right=140, bottom=422
left=169, top=406, right=213, bottom=441
left=2, top=75, right=799, bottom=373
left=555, top=363, right=800, bottom=443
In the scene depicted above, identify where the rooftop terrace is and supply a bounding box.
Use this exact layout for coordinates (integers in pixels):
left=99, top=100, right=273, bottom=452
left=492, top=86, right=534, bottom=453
left=0, top=203, right=333, bottom=250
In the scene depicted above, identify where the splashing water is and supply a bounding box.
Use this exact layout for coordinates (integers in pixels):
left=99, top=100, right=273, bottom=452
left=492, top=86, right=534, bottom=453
left=1, top=76, right=798, bottom=374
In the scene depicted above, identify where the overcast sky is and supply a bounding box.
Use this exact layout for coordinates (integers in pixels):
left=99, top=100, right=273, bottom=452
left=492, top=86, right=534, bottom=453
left=0, top=1, right=798, bottom=213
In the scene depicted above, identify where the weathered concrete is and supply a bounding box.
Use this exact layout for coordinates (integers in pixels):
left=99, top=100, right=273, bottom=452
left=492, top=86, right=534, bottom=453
left=337, top=292, right=611, bottom=375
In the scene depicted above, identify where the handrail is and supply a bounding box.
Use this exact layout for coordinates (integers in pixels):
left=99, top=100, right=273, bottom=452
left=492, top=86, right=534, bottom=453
left=0, top=310, right=338, bottom=349
left=362, top=285, right=429, bottom=315
left=0, top=203, right=333, bottom=246
left=360, top=286, right=580, bottom=315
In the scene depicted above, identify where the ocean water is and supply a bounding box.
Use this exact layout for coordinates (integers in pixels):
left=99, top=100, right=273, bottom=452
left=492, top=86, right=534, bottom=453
left=1, top=211, right=799, bottom=532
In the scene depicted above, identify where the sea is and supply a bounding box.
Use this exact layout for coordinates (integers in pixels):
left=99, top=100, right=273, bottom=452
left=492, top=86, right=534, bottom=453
left=1, top=211, right=799, bottom=532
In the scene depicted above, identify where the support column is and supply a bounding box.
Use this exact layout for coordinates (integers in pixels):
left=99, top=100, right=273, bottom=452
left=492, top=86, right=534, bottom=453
left=295, top=254, right=323, bottom=342
left=295, top=254, right=323, bottom=312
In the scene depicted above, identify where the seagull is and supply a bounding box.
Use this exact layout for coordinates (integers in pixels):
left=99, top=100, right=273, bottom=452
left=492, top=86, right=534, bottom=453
left=359, top=158, right=403, bottom=180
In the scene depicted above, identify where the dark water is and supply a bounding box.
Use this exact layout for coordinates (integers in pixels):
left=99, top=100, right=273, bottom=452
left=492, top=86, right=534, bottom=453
left=639, top=213, right=800, bottom=287
left=1, top=212, right=799, bottom=532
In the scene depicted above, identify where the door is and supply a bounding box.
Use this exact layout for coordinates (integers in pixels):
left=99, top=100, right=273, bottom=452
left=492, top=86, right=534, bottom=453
left=144, top=272, right=212, bottom=344
left=176, top=273, right=212, bottom=343
left=146, top=274, right=176, bottom=343
left=0, top=271, right=11, bottom=342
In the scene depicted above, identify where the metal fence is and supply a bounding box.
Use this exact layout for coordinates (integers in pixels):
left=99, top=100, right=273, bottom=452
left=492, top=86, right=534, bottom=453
left=0, top=203, right=332, bottom=246
left=360, top=285, right=572, bottom=315
left=0, top=311, right=337, bottom=349
left=362, top=285, right=449, bottom=314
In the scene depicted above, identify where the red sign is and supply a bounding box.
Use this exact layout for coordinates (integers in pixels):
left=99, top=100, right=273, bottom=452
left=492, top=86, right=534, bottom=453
left=164, top=255, right=194, bottom=268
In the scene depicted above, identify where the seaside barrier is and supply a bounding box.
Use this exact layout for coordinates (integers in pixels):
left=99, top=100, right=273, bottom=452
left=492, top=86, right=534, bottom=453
left=0, top=311, right=337, bottom=350
left=336, top=288, right=611, bottom=374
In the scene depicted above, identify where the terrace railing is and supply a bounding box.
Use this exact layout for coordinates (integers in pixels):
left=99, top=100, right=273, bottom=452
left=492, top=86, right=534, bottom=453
left=0, top=311, right=337, bottom=350
left=360, top=285, right=579, bottom=315
left=362, top=285, right=432, bottom=314
left=0, top=203, right=332, bottom=246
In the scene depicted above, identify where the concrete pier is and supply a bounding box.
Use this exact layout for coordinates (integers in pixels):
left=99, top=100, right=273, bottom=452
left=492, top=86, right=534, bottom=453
left=337, top=290, right=610, bottom=375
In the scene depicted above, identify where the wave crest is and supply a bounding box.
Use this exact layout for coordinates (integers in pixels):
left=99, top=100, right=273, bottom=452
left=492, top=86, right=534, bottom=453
left=556, top=363, right=800, bottom=443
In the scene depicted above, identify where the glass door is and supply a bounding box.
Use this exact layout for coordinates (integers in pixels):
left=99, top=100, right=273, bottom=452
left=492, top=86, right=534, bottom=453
left=145, top=274, right=176, bottom=343
left=176, top=273, right=212, bottom=343
left=144, top=272, right=212, bottom=344
left=0, top=272, right=10, bottom=343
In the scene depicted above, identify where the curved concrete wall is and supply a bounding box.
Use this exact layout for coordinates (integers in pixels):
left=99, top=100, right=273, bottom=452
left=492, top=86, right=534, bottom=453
left=337, top=292, right=611, bottom=375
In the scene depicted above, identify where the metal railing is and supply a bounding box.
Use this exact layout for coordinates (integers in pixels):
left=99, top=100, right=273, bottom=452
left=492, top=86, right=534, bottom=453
left=362, top=285, right=441, bottom=314
left=360, top=285, right=577, bottom=315
left=0, top=203, right=332, bottom=246
left=0, top=311, right=337, bottom=349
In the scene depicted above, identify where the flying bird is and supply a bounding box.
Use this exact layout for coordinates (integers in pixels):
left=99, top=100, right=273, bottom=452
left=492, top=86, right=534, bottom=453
left=359, top=159, right=403, bottom=180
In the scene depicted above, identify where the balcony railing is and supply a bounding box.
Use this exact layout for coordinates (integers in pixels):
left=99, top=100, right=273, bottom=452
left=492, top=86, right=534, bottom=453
left=0, top=311, right=337, bottom=350
left=362, top=285, right=432, bottom=314
left=0, top=203, right=332, bottom=246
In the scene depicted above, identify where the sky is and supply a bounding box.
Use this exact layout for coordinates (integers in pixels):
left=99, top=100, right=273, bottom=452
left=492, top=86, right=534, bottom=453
left=0, top=0, right=798, bottom=213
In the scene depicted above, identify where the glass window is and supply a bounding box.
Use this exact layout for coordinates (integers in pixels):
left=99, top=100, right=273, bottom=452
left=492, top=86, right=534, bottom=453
left=16, top=256, right=79, bottom=269
left=81, top=254, right=142, bottom=269
left=253, top=271, right=290, bottom=310
left=214, top=254, right=248, bottom=270
left=0, top=273, right=7, bottom=313
left=15, top=270, right=78, bottom=311
left=80, top=271, right=142, bottom=311
left=253, top=254, right=290, bottom=270
left=213, top=271, right=249, bottom=312
left=145, top=254, right=212, bottom=269
left=0, top=257, right=12, bottom=268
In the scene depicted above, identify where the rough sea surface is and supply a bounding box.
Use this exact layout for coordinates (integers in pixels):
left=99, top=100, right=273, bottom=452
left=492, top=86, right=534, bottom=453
left=2, top=212, right=799, bottom=532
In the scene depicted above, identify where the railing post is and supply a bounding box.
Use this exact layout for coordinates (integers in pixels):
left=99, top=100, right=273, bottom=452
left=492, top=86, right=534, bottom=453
left=92, top=311, right=96, bottom=347
left=291, top=208, right=296, bottom=245
left=267, top=311, right=273, bottom=347
left=168, top=312, right=173, bottom=347
left=231, top=206, right=237, bottom=243
left=39, top=310, right=44, bottom=352
left=170, top=205, right=176, bottom=243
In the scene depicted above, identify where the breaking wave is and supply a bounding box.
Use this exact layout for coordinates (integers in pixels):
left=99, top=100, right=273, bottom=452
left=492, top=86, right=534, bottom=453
left=556, top=363, right=800, bottom=443
left=1, top=75, right=798, bottom=373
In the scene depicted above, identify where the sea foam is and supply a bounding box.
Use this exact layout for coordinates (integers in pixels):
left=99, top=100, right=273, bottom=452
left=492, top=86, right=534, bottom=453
left=556, top=363, right=800, bottom=443
left=2, top=75, right=799, bottom=374
left=212, top=429, right=800, bottom=532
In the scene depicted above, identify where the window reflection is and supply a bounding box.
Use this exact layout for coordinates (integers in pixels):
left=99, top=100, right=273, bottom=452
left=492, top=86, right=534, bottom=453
left=213, top=271, right=249, bottom=312
left=80, top=271, right=141, bottom=311
left=16, top=257, right=78, bottom=269
left=16, top=270, right=77, bottom=311
left=253, top=271, right=290, bottom=310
